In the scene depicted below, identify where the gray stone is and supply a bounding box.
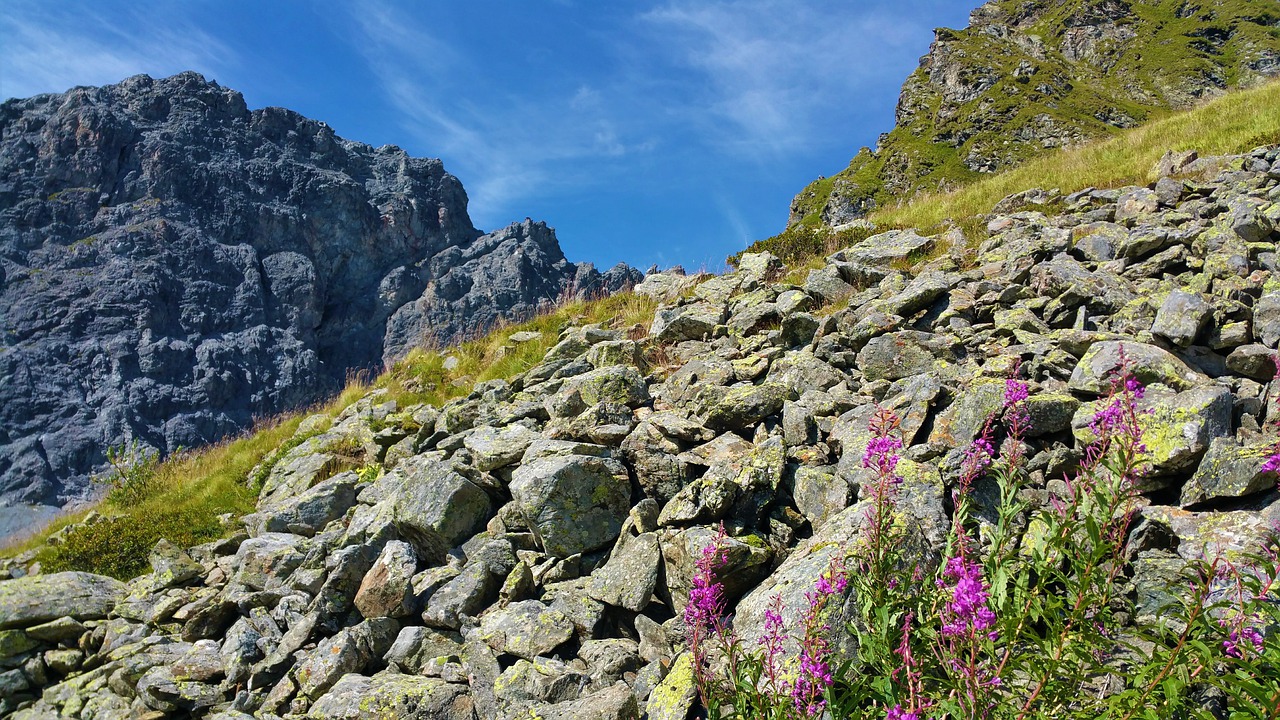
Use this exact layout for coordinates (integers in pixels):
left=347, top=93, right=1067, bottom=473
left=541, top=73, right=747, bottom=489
left=1181, top=438, right=1277, bottom=507
left=701, top=382, right=789, bottom=431
left=494, top=656, right=588, bottom=707
left=527, top=683, right=641, bottom=720
left=834, top=230, right=934, bottom=266
left=479, top=600, right=574, bottom=660
left=422, top=562, right=500, bottom=630
left=663, top=527, right=772, bottom=614
left=650, top=303, right=725, bottom=344
left=295, top=617, right=399, bottom=698
left=248, top=471, right=357, bottom=537
left=1068, top=340, right=1204, bottom=394
left=307, top=672, right=477, bottom=720
left=383, top=626, right=465, bottom=674
left=793, top=466, right=850, bottom=531
left=1115, top=187, right=1160, bottom=222
left=1073, top=384, right=1232, bottom=482
left=146, top=538, right=203, bottom=589
left=510, top=454, right=631, bottom=557
left=1151, top=291, right=1212, bottom=347
left=857, top=331, right=954, bottom=381
left=1225, top=344, right=1277, bottom=381
left=1254, top=293, right=1280, bottom=348
left=1021, top=393, right=1080, bottom=436
left=234, top=533, right=306, bottom=591
left=0, top=572, right=125, bottom=629
left=390, top=455, right=493, bottom=563
left=136, top=665, right=223, bottom=712
left=803, top=265, right=854, bottom=303
left=587, top=532, right=662, bottom=611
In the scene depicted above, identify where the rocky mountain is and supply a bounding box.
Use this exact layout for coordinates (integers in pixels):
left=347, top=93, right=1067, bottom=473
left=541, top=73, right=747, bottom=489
left=2, top=144, right=1278, bottom=718
left=788, top=0, right=1280, bottom=227
left=0, top=72, right=640, bottom=522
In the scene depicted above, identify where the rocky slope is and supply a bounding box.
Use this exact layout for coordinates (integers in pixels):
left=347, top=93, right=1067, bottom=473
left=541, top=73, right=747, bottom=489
left=788, top=0, right=1280, bottom=227
left=2, top=144, right=1278, bottom=718
left=0, top=72, right=639, bottom=524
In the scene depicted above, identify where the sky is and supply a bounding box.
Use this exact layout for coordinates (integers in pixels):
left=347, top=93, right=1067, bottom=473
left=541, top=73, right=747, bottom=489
left=0, top=0, right=978, bottom=272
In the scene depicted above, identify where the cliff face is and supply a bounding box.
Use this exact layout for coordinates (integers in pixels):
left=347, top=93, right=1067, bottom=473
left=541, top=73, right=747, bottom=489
left=0, top=72, right=638, bottom=513
left=789, top=0, right=1280, bottom=227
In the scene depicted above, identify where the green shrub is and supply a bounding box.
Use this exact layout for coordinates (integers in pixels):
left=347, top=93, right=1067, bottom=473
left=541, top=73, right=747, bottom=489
left=96, top=442, right=162, bottom=506
left=730, top=224, right=876, bottom=268
left=45, top=506, right=223, bottom=580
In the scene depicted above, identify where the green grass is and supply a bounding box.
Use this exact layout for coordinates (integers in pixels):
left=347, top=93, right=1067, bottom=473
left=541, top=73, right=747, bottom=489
left=787, top=0, right=1280, bottom=228
left=377, top=291, right=657, bottom=408
left=871, top=79, right=1280, bottom=233
left=1, top=292, right=656, bottom=578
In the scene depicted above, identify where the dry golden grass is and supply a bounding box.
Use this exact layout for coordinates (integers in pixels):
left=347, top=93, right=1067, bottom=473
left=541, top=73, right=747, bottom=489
left=871, top=79, right=1280, bottom=231
left=1, top=293, right=656, bottom=575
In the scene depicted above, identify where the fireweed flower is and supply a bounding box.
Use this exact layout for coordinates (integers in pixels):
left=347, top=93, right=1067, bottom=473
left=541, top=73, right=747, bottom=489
left=1003, top=377, right=1029, bottom=408
left=864, top=434, right=905, bottom=475
left=790, top=558, right=848, bottom=717
left=758, top=594, right=789, bottom=695
left=938, top=554, right=997, bottom=639
left=1222, top=625, right=1265, bottom=659
left=886, top=705, right=921, bottom=720
left=684, top=525, right=732, bottom=704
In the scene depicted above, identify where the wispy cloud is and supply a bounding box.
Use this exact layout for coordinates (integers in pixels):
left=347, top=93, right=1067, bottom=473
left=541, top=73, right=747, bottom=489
left=346, top=1, right=654, bottom=229
left=343, top=0, right=934, bottom=230
left=0, top=2, right=236, bottom=100
left=638, top=0, right=929, bottom=158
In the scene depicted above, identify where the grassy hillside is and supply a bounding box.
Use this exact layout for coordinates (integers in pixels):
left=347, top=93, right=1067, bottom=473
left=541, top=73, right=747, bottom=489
left=742, top=78, right=1280, bottom=265
left=2, top=293, right=655, bottom=578
left=788, top=0, right=1280, bottom=228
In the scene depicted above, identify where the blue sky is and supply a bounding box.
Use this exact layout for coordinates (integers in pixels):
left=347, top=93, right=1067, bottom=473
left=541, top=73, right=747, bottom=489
left=0, top=0, right=978, bottom=271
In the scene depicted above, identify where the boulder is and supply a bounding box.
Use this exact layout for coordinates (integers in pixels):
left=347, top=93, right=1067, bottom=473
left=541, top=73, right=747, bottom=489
left=857, top=331, right=955, bottom=381
left=587, top=532, right=662, bottom=611
left=479, top=600, right=575, bottom=660
left=1150, top=291, right=1212, bottom=347
left=1068, top=341, right=1204, bottom=394
left=1180, top=438, right=1277, bottom=507
left=0, top=572, right=126, bottom=629
left=390, top=455, right=493, bottom=563
left=355, top=540, right=420, bottom=619
left=295, top=618, right=399, bottom=698
left=510, top=454, right=631, bottom=557
left=307, top=672, right=477, bottom=720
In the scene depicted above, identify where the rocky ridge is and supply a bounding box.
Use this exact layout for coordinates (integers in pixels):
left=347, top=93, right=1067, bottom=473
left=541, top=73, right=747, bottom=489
left=789, top=0, right=1280, bottom=227
left=2, top=144, right=1280, bottom=718
left=0, top=72, right=639, bottom=523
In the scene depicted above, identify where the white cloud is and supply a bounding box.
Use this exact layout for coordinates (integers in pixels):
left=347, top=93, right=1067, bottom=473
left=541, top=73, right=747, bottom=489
left=345, top=1, right=655, bottom=229
left=342, top=0, right=938, bottom=231
left=638, top=0, right=929, bottom=158
left=0, top=2, right=236, bottom=100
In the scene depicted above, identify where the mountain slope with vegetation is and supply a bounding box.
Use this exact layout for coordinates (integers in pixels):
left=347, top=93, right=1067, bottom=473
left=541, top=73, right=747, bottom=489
left=787, top=0, right=1280, bottom=230
left=2, top=75, right=1280, bottom=719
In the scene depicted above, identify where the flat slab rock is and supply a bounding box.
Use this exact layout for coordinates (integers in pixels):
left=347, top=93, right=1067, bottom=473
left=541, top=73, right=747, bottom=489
left=0, top=572, right=125, bottom=629
left=308, top=671, right=477, bottom=720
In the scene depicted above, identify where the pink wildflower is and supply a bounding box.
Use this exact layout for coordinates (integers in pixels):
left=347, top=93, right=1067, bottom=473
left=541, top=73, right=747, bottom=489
left=887, top=705, right=921, bottom=720
left=938, top=554, right=997, bottom=639
left=1223, top=626, right=1264, bottom=659
left=1003, top=378, right=1029, bottom=408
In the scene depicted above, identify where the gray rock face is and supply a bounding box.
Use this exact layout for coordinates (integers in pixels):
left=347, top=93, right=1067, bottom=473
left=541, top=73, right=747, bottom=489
left=0, top=72, right=638, bottom=522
